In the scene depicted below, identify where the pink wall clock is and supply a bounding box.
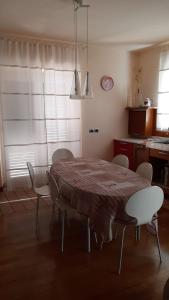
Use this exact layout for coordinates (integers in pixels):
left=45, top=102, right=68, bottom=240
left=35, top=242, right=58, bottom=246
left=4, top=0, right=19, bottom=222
left=100, top=76, right=114, bottom=91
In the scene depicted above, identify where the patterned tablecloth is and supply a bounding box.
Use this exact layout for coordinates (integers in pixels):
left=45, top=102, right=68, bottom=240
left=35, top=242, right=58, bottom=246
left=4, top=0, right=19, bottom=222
left=50, top=158, right=150, bottom=241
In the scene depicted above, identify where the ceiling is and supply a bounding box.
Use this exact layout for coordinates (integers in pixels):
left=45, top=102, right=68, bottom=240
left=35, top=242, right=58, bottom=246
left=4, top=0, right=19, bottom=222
left=1, top=0, right=169, bottom=48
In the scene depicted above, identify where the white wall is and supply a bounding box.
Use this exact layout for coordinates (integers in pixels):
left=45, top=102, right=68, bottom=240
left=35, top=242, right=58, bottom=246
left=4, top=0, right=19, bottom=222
left=132, top=47, right=160, bottom=107
left=81, top=44, right=130, bottom=161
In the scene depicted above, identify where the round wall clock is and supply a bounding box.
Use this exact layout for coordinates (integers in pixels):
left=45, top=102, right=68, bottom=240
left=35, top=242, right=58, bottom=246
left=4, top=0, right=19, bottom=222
left=100, top=76, right=114, bottom=91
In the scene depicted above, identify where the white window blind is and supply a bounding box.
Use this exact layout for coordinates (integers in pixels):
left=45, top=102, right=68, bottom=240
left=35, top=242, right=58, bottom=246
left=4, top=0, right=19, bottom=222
left=157, top=48, right=169, bottom=131
left=0, top=65, right=81, bottom=190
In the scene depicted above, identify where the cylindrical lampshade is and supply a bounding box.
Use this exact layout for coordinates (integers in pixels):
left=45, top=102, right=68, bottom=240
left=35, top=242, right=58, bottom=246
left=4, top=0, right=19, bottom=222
left=82, top=71, right=94, bottom=99
left=70, top=69, right=82, bottom=99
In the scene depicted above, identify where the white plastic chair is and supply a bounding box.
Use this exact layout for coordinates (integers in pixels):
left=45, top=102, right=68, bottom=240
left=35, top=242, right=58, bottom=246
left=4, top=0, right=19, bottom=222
left=27, top=162, right=50, bottom=235
left=135, top=162, right=153, bottom=240
left=112, top=154, right=129, bottom=169
left=47, top=171, right=93, bottom=253
left=115, top=186, right=164, bottom=274
left=52, top=148, right=74, bottom=163
left=136, top=162, right=153, bottom=182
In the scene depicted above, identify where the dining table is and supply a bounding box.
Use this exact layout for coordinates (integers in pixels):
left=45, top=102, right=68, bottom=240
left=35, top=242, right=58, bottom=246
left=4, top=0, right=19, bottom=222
left=50, top=157, right=150, bottom=241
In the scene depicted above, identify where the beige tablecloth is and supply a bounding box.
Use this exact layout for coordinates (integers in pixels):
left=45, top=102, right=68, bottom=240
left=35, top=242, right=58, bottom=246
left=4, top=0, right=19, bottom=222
left=50, top=158, right=150, bottom=240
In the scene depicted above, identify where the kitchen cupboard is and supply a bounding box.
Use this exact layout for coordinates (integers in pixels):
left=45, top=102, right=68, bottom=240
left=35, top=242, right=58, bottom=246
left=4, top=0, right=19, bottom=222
left=133, top=144, right=149, bottom=170
left=113, top=140, right=134, bottom=170
left=113, top=139, right=169, bottom=195
left=127, top=107, right=157, bottom=138
left=149, top=148, right=169, bottom=194
left=113, top=140, right=149, bottom=171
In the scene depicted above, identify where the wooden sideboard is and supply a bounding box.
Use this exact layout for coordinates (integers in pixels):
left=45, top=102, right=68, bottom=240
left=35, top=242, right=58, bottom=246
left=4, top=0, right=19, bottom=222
left=113, top=138, right=169, bottom=195
left=114, top=139, right=149, bottom=171
left=127, top=107, right=157, bottom=138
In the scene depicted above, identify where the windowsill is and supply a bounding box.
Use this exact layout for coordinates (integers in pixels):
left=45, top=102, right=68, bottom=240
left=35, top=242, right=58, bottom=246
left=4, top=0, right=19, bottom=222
left=154, top=130, right=169, bottom=138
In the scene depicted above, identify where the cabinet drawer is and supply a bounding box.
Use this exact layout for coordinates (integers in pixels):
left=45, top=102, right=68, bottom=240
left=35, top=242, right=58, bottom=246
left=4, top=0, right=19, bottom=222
left=114, top=140, right=134, bottom=170
left=149, top=148, right=169, bottom=160
left=114, top=140, right=133, bottom=153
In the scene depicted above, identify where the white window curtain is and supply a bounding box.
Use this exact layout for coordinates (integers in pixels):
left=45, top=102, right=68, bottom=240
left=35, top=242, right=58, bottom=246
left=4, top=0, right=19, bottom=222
left=157, top=45, right=169, bottom=131
left=0, top=37, right=83, bottom=190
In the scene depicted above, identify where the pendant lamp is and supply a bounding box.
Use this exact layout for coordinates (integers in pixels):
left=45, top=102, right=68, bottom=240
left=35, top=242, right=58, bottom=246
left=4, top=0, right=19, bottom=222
left=82, top=5, right=94, bottom=99
left=70, top=0, right=82, bottom=99
left=70, top=0, right=93, bottom=100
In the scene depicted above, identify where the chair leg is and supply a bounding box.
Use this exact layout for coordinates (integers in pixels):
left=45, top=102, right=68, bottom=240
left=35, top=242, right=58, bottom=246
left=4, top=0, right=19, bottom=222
left=58, top=208, right=61, bottom=223
left=118, top=225, right=126, bottom=274
left=35, top=195, right=40, bottom=238
left=50, top=201, right=56, bottom=228
left=87, top=217, right=91, bottom=253
left=65, top=210, right=70, bottom=227
left=136, top=226, right=141, bottom=241
left=154, top=221, right=162, bottom=263
left=94, top=232, right=98, bottom=244
left=114, top=223, right=118, bottom=240
left=61, top=210, right=65, bottom=253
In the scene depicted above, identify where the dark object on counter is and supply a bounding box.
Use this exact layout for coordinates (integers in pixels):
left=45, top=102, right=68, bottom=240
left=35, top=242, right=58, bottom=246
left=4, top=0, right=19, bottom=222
left=144, top=98, right=152, bottom=107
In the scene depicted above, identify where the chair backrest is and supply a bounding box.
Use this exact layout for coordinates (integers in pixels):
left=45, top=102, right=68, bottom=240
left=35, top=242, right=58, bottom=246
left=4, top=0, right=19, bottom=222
left=125, top=186, right=164, bottom=226
left=46, top=171, right=60, bottom=202
left=52, top=148, right=74, bottom=163
left=136, top=162, right=153, bottom=182
left=112, top=154, right=129, bottom=168
left=27, top=162, right=35, bottom=188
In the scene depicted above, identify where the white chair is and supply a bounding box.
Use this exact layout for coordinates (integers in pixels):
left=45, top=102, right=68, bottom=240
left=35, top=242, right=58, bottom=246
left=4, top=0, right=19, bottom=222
left=47, top=171, right=92, bottom=253
left=52, top=148, right=74, bottom=163
left=112, top=154, right=129, bottom=169
left=135, top=162, right=153, bottom=240
left=136, top=162, right=153, bottom=182
left=27, top=162, right=50, bottom=234
left=114, top=186, right=164, bottom=274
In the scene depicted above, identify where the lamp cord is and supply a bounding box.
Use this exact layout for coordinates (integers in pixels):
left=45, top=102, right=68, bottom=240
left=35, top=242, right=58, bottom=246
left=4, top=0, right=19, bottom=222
left=86, top=5, right=88, bottom=70
left=74, top=1, right=78, bottom=70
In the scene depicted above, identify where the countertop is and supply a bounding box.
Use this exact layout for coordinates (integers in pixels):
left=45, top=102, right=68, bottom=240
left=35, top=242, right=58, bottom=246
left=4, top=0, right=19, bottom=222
left=115, top=137, right=169, bottom=152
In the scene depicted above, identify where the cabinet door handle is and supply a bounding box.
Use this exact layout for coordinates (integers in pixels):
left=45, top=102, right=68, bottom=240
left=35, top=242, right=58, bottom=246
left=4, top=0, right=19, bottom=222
left=119, top=142, right=128, bottom=145
left=135, top=145, right=145, bottom=149
left=119, top=148, right=128, bottom=152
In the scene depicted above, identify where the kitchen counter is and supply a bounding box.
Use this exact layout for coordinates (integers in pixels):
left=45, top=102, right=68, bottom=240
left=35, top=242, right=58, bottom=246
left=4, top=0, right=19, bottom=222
left=115, top=137, right=169, bottom=152
left=114, top=138, right=169, bottom=195
left=115, top=138, right=146, bottom=144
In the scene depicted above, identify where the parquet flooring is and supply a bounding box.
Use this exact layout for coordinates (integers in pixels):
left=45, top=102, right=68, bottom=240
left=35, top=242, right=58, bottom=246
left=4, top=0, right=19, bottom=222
left=0, top=190, right=169, bottom=300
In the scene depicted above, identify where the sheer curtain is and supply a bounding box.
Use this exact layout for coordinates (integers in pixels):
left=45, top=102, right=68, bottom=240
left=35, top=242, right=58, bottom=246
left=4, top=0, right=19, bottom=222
left=157, top=45, right=169, bottom=131
left=0, top=37, right=83, bottom=190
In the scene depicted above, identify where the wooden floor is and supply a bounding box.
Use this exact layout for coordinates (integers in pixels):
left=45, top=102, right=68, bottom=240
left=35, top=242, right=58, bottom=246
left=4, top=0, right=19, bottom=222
left=0, top=190, right=169, bottom=300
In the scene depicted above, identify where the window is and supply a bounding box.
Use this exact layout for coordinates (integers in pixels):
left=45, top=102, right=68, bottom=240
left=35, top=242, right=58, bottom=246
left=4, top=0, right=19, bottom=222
left=157, top=48, right=169, bottom=131
left=0, top=65, right=81, bottom=190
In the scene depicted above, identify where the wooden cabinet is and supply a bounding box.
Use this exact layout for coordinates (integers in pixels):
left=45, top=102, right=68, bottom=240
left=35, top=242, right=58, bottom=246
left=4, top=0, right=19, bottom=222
left=114, top=140, right=134, bottom=170
left=114, top=138, right=169, bottom=195
left=114, top=140, right=149, bottom=171
left=134, top=144, right=149, bottom=170
left=149, top=148, right=169, bottom=194
left=128, top=107, right=157, bottom=138
left=149, top=148, right=169, bottom=160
